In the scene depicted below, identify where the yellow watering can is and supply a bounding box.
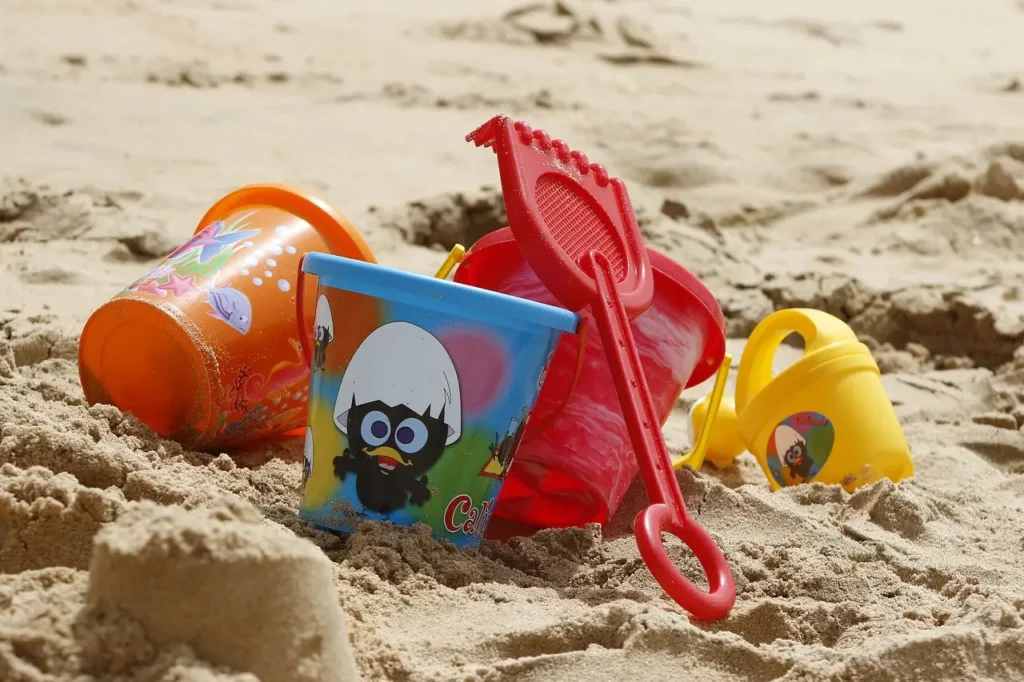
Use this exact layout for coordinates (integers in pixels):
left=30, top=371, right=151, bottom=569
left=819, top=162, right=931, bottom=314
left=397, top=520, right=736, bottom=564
left=676, top=309, right=913, bottom=492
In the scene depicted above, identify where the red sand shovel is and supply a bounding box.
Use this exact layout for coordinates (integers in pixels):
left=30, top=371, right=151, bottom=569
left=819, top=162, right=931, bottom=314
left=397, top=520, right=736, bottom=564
left=467, top=115, right=736, bottom=621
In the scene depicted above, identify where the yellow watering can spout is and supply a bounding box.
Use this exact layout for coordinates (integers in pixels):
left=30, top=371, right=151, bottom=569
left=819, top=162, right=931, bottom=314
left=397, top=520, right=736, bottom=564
left=687, top=396, right=747, bottom=469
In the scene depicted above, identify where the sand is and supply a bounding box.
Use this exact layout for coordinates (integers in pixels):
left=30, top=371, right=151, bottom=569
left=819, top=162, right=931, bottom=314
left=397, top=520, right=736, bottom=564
left=3, top=0, right=1024, bottom=680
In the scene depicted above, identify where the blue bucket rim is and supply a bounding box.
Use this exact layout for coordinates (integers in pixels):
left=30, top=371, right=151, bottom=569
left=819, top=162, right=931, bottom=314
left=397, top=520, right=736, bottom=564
left=302, top=252, right=579, bottom=334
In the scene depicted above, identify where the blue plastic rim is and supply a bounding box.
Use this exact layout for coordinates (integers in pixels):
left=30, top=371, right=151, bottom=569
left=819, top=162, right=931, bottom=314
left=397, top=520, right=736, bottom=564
left=302, top=252, right=579, bottom=335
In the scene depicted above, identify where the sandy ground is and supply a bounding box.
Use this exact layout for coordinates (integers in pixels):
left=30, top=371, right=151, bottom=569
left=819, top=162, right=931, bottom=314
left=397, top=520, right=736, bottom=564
left=3, top=0, right=1024, bottom=680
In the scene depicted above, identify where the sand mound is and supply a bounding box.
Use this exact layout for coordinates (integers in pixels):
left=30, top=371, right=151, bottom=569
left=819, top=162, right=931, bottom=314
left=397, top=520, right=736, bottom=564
left=86, top=500, right=358, bottom=682
left=0, top=499, right=359, bottom=681
left=0, top=566, right=262, bottom=681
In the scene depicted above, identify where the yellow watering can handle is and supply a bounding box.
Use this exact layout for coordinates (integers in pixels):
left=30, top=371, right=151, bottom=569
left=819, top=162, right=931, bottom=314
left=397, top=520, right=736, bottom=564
left=734, top=309, right=857, bottom=412
left=673, top=353, right=732, bottom=471
left=434, top=244, right=466, bottom=280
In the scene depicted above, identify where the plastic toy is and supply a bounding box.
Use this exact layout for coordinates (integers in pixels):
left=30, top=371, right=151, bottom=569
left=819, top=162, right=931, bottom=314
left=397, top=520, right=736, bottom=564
left=675, top=353, right=733, bottom=471
left=294, top=253, right=578, bottom=549
left=454, top=228, right=729, bottom=528
left=433, top=244, right=465, bottom=280
left=684, top=392, right=745, bottom=470
left=466, top=115, right=735, bottom=622
left=78, top=184, right=376, bottom=449
left=684, top=309, right=914, bottom=492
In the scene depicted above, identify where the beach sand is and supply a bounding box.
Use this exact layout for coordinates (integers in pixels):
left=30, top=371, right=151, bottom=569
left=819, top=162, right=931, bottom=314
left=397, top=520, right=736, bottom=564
left=3, top=0, right=1024, bottom=680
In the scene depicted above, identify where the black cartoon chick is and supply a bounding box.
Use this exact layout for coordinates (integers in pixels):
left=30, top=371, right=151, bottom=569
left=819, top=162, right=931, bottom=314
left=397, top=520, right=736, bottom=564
left=775, top=424, right=813, bottom=482
left=331, top=321, right=462, bottom=515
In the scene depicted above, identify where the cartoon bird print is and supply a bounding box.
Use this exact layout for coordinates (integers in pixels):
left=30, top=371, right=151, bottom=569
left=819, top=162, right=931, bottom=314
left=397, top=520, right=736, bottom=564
left=479, top=408, right=529, bottom=480
left=332, top=321, right=462, bottom=515
left=480, top=432, right=515, bottom=481
left=775, top=424, right=813, bottom=483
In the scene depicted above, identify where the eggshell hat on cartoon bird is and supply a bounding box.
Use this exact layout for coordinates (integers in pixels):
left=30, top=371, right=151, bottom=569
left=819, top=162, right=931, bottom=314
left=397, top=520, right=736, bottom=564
left=333, top=321, right=462, bottom=445
left=774, top=424, right=805, bottom=460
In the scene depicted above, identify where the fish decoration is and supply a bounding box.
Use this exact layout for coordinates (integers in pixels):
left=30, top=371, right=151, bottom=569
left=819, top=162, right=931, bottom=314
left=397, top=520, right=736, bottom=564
left=202, top=280, right=253, bottom=334
left=151, top=272, right=253, bottom=334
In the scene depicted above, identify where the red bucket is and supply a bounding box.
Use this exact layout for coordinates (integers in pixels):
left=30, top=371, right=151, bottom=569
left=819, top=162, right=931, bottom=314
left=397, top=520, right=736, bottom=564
left=454, top=228, right=727, bottom=528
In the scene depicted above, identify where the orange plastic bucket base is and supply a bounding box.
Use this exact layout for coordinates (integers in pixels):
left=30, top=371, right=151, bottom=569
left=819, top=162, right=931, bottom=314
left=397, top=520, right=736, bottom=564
left=79, top=297, right=213, bottom=443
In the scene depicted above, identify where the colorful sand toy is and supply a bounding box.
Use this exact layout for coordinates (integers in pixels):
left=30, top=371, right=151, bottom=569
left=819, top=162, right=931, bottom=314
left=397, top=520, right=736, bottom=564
left=78, top=185, right=376, bottom=449
left=682, top=309, right=914, bottom=492
left=294, top=253, right=578, bottom=549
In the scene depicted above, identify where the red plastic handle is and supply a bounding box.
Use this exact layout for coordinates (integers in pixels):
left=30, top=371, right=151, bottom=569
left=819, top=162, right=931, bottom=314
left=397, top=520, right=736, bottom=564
left=634, top=503, right=736, bottom=621
left=588, top=252, right=736, bottom=621
left=295, top=253, right=314, bottom=368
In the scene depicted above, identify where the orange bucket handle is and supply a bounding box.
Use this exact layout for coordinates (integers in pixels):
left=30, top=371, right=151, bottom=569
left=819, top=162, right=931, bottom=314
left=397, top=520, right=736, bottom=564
left=194, top=184, right=375, bottom=261
left=198, top=184, right=378, bottom=372
left=295, top=253, right=316, bottom=367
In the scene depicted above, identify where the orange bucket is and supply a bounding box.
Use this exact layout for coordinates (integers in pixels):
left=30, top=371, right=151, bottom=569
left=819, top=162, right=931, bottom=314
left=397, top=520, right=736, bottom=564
left=78, top=184, right=376, bottom=450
